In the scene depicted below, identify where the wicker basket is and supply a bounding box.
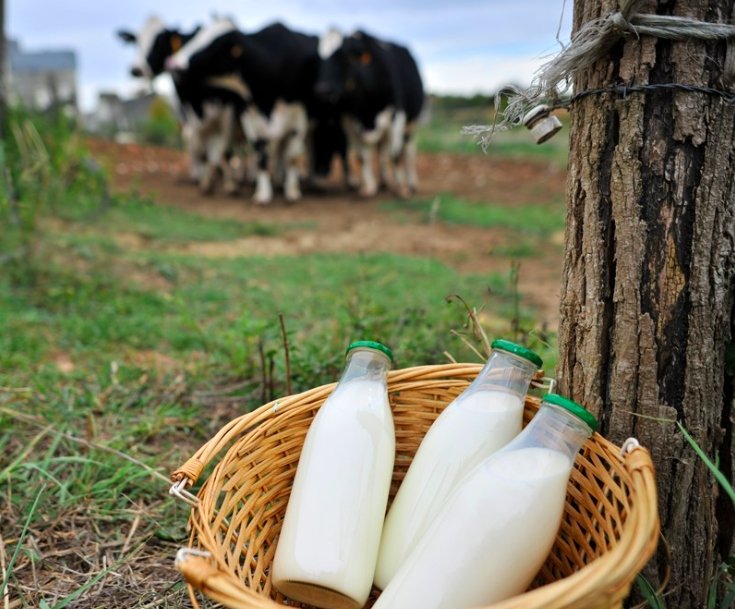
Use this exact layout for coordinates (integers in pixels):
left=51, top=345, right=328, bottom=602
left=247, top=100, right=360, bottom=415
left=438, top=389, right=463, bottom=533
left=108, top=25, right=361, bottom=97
left=171, top=363, right=659, bottom=609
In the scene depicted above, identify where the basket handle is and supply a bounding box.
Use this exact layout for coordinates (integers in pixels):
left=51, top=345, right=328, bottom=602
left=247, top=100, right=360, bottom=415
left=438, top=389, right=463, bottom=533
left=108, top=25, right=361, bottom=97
left=176, top=549, right=270, bottom=607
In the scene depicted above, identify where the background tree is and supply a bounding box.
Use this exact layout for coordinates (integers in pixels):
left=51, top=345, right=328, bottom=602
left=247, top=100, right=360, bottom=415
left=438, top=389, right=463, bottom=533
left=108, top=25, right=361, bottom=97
left=558, top=0, right=735, bottom=606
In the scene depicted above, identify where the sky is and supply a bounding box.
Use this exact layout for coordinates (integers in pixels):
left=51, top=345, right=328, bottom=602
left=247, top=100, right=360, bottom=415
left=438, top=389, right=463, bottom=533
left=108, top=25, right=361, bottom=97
left=7, top=0, right=573, bottom=112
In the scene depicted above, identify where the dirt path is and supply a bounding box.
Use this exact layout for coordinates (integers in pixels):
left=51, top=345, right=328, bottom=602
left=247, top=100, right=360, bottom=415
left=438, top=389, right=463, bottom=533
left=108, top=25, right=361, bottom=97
left=87, top=139, right=567, bottom=326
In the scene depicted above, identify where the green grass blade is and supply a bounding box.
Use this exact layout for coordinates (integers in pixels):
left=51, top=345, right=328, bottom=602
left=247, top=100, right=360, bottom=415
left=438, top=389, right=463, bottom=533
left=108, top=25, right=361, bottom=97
left=635, top=574, right=666, bottom=609
left=0, top=426, right=50, bottom=481
left=49, top=563, right=114, bottom=609
left=0, top=483, right=46, bottom=598
left=721, top=583, right=735, bottom=609
left=678, top=422, right=735, bottom=504
left=708, top=571, right=720, bottom=609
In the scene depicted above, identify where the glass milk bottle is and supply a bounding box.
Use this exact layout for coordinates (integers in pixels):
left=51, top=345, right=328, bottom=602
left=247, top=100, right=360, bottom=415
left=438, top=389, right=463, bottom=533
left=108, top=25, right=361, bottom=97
left=372, top=394, right=597, bottom=609
left=374, top=339, right=542, bottom=590
left=272, top=340, right=395, bottom=609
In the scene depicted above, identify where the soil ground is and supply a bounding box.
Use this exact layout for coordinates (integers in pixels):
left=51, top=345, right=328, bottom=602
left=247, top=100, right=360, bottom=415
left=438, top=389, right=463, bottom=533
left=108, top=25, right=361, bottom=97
left=86, top=139, right=566, bottom=326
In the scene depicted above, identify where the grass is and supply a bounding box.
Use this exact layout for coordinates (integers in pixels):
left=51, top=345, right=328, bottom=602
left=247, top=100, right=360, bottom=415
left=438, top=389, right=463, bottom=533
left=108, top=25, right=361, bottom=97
left=416, top=106, right=569, bottom=167
left=381, top=194, right=566, bottom=236
left=1, top=105, right=560, bottom=608
left=60, top=193, right=283, bottom=242
left=491, top=240, right=543, bottom=259
left=1, top=200, right=553, bottom=607
left=1, top=234, right=534, bottom=387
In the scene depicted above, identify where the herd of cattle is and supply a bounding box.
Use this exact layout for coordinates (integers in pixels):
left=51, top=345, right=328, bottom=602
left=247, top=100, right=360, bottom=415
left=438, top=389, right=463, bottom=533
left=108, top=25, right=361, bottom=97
left=117, top=16, right=426, bottom=204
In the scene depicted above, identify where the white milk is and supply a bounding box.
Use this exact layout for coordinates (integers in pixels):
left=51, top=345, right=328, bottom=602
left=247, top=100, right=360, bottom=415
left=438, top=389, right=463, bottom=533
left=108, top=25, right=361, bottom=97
left=375, top=388, right=524, bottom=589
left=372, top=447, right=571, bottom=609
left=272, top=378, right=395, bottom=609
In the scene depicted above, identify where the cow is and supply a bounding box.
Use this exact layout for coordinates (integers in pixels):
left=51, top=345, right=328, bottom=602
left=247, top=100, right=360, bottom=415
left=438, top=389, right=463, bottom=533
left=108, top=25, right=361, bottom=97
left=315, top=29, right=425, bottom=197
left=166, top=21, right=348, bottom=204
left=306, top=105, right=350, bottom=192
left=117, top=16, right=250, bottom=194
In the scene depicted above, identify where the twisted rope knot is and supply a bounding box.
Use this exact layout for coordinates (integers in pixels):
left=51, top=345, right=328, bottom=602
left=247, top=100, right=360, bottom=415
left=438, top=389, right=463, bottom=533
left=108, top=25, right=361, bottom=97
left=171, top=457, right=205, bottom=485
left=610, top=12, right=632, bottom=34
left=463, top=4, right=735, bottom=150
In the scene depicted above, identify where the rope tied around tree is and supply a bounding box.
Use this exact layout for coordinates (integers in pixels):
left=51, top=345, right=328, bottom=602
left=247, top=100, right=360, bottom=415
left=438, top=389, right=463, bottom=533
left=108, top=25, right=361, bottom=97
left=464, top=0, right=735, bottom=149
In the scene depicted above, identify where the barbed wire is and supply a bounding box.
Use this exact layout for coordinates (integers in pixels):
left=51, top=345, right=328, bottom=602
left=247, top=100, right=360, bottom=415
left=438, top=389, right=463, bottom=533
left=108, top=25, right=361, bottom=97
left=464, top=0, right=735, bottom=149
left=568, top=82, right=735, bottom=105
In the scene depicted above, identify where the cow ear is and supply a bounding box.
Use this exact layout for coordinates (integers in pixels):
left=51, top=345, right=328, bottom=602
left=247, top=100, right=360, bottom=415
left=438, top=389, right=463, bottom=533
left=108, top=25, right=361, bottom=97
left=231, top=45, right=243, bottom=58
left=117, top=30, right=137, bottom=44
left=360, top=52, right=372, bottom=66
left=170, top=35, right=183, bottom=53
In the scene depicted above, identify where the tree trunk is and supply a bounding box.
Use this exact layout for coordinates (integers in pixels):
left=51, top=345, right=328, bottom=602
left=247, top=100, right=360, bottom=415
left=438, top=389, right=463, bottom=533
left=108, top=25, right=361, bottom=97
left=559, top=0, right=735, bottom=606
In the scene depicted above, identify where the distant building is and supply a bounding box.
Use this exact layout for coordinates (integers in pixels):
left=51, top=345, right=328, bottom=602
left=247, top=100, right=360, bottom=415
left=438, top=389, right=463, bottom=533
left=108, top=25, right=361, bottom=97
left=84, top=90, right=168, bottom=135
left=7, top=39, right=78, bottom=111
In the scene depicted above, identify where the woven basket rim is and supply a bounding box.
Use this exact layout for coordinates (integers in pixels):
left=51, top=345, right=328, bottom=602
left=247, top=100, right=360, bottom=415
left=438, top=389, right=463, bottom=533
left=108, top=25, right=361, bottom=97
left=171, top=362, right=660, bottom=609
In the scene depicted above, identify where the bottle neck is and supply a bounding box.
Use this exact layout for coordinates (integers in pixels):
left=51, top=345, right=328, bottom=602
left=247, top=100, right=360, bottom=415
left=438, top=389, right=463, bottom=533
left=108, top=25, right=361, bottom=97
left=505, top=403, right=593, bottom=462
left=466, top=349, right=538, bottom=397
left=340, top=349, right=391, bottom=384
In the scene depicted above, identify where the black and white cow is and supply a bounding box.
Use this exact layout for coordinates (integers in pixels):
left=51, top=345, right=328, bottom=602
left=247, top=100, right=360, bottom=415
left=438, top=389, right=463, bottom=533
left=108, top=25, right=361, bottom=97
left=167, top=21, right=345, bottom=204
left=305, top=102, right=350, bottom=192
left=117, top=16, right=250, bottom=194
left=315, top=29, right=425, bottom=197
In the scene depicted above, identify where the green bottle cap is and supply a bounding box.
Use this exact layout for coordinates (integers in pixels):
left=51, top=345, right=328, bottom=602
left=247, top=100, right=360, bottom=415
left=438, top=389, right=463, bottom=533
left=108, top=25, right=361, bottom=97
left=346, top=340, right=394, bottom=363
left=490, top=339, right=543, bottom=369
left=542, top=393, right=598, bottom=432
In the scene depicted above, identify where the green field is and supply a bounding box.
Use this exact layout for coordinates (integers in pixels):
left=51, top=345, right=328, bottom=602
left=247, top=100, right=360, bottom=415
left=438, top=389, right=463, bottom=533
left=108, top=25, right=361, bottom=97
left=416, top=99, right=569, bottom=167
left=1, top=104, right=561, bottom=608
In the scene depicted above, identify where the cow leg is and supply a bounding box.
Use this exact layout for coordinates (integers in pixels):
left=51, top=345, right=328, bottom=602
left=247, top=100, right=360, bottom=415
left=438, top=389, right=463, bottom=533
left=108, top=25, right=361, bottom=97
left=245, top=146, right=259, bottom=185
left=342, top=118, right=362, bottom=191
left=360, top=108, right=393, bottom=196
left=405, top=133, right=419, bottom=194
left=199, top=120, right=218, bottom=195
left=184, top=125, right=205, bottom=184
left=242, top=110, right=274, bottom=204
left=205, top=141, right=235, bottom=195
left=340, top=147, right=355, bottom=191
left=386, top=109, right=407, bottom=193
left=283, top=104, right=309, bottom=201
left=304, top=121, right=319, bottom=187
left=359, top=141, right=378, bottom=197
left=378, top=135, right=392, bottom=192
left=198, top=103, right=229, bottom=195
left=283, top=130, right=305, bottom=202
left=272, top=139, right=286, bottom=188
left=252, top=138, right=273, bottom=204
left=230, top=152, right=246, bottom=185
left=392, top=148, right=409, bottom=199
left=222, top=150, right=239, bottom=195
left=218, top=106, right=238, bottom=195
left=180, top=107, right=204, bottom=184
left=203, top=131, right=230, bottom=195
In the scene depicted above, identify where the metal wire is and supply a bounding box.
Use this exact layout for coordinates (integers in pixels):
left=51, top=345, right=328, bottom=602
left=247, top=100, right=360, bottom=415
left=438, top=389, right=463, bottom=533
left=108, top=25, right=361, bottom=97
left=569, top=82, right=735, bottom=105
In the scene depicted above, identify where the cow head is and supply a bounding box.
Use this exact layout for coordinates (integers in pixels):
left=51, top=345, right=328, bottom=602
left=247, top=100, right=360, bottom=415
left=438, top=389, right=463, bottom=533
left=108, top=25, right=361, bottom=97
left=315, top=30, right=375, bottom=107
left=165, top=17, right=240, bottom=79
left=117, top=16, right=196, bottom=79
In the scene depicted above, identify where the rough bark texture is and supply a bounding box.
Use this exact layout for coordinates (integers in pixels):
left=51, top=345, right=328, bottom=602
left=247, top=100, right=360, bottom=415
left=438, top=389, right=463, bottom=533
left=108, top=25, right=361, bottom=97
left=559, top=0, right=735, bottom=606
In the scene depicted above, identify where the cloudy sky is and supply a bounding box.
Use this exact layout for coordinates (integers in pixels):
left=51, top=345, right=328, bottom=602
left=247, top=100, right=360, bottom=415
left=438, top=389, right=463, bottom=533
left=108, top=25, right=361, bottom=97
left=8, top=0, right=572, bottom=111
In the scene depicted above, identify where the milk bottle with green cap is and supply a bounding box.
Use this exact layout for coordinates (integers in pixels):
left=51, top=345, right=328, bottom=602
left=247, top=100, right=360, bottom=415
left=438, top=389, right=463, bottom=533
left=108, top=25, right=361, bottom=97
left=272, top=340, right=395, bottom=609
left=372, top=394, right=598, bottom=609
left=374, top=339, right=542, bottom=590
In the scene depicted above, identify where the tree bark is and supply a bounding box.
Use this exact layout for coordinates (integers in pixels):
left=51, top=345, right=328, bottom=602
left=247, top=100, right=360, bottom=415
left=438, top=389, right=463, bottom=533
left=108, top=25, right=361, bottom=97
left=559, top=0, right=735, bottom=606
